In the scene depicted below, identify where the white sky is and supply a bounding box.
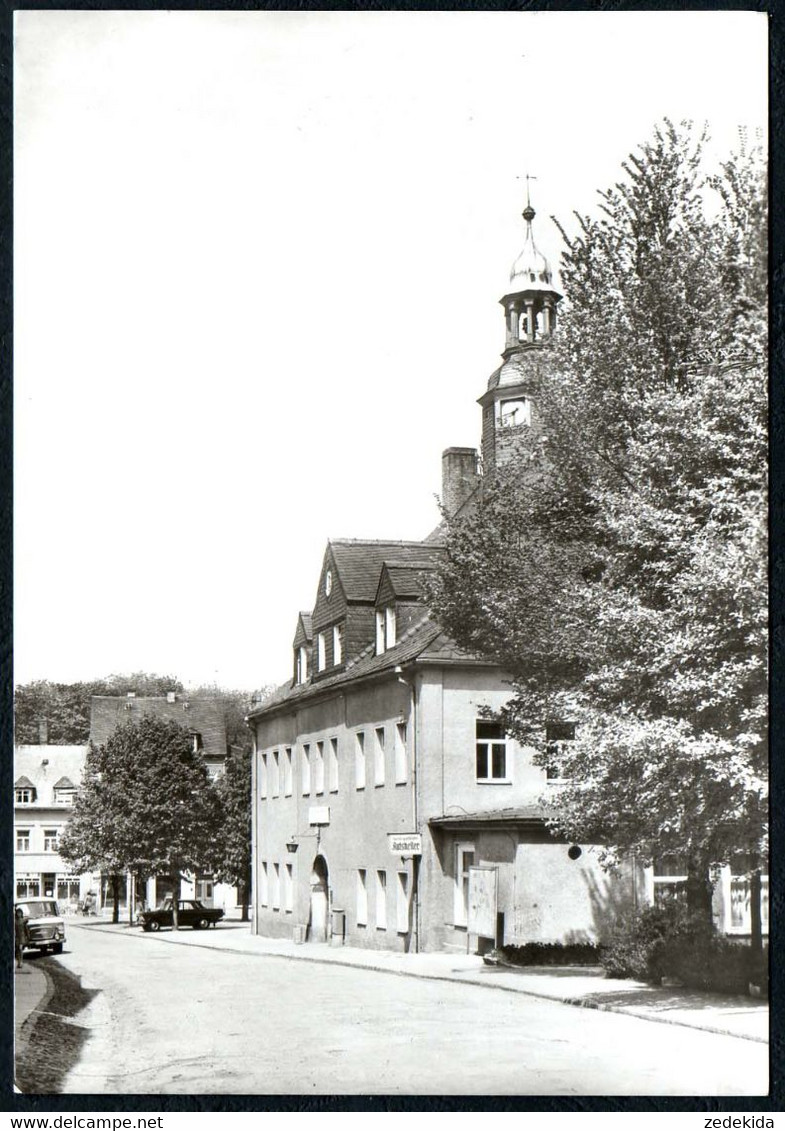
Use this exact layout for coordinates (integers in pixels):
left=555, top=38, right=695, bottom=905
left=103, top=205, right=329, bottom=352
left=14, top=10, right=768, bottom=693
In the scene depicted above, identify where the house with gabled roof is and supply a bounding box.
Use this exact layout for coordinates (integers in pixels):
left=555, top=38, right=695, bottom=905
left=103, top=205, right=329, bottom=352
left=249, top=197, right=764, bottom=953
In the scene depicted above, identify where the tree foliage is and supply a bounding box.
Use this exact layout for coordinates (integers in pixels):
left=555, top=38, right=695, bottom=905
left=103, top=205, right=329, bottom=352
left=429, top=123, right=767, bottom=887
left=59, top=716, right=225, bottom=924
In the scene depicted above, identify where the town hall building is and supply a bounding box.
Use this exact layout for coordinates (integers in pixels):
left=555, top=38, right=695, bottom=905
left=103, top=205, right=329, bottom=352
left=248, top=200, right=766, bottom=953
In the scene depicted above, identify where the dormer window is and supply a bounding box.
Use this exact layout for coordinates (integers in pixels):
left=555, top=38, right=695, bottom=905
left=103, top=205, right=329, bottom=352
left=316, top=632, right=327, bottom=672
left=53, top=777, right=76, bottom=806
left=296, top=646, right=309, bottom=685
left=376, top=606, right=397, bottom=654
left=15, top=778, right=37, bottom=805
left=498, top=397, right=530, bottom=428
left=191, top=732, right=203, bottom=753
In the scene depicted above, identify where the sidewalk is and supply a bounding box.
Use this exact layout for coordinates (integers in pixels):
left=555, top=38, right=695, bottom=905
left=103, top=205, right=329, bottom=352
left=72, top=919, right=769, bottom=1044
left=14, top=957, right=55, bottom=1085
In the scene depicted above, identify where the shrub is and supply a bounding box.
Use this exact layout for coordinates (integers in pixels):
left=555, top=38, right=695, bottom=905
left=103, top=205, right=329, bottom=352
left=497, top=941, right=604, bottom=966
left=602, top=903, right=768, bottom=995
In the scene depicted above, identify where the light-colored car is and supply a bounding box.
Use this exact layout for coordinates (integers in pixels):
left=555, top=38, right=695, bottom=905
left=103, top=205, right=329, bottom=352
left=16, top=898, right=66, bottom=955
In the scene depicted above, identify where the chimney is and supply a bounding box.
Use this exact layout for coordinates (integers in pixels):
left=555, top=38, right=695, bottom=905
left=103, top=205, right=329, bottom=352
left=441, top=447, right=480, bottom=519
left=38, top=718, right=48, bottom=745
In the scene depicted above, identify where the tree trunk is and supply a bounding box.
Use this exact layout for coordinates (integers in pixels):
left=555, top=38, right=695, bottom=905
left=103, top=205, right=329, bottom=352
left=110, top=874, right=120, bottom=924
left=241, top=865, right=252, bottom=922
left=172, top=870, right=181, bottom=931
left=685, top=855, right=714, bottom=927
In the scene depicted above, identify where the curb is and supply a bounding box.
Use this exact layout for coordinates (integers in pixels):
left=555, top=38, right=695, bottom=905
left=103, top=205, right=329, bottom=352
left=74, top=921, right=768, bottom=1045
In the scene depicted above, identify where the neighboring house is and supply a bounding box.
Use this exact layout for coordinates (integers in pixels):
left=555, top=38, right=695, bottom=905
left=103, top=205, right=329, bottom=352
left=14, top=744, right=93, bottom=910
left=249, top=197, right=764, bottom=953
left=89, top=692, right=238, bottom=912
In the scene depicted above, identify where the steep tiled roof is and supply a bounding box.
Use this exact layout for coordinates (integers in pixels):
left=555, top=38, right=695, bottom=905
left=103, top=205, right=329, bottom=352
left=377, top=559, right=440, bottom=601
left=14, top=746, right=89, bottom=801
left=89, top=696, right=227, bottom=760
left=329, top=540, right=444, bottom=603
left=250, top=615, right=442, bottom=717
left=299, top=612, right=313, bottom=639
left=250, top=609, right=498, bottom=720
left=52, top=776, right=75, bottom=789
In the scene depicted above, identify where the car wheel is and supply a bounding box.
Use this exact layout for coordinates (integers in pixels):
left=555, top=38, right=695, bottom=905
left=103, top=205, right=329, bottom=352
left=52, top=943, right=63, bottom=955
left=142, top=924, right=151, bottom=932
left=196, top=918, right=210, bottom=930
left=149, top=920, right=161, bottom=932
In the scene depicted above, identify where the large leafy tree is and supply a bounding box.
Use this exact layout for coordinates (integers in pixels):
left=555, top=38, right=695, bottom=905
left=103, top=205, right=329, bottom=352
left=59, top=716, right=224, bottom=928
left=429, top=122, right=766, bottom=931
left=14, top=672, right=185, bottom=745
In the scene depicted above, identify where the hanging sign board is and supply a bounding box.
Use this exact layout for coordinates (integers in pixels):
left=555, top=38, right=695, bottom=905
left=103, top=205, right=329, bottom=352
left=468, top=865, right=498, bottom=939
left=388, top=833, right=422, bottom=856
left=308, top=806, right=330, bottom=826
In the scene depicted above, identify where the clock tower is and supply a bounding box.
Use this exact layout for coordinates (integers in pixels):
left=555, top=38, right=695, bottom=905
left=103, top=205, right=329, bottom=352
left=478, top=195, right=562, bottom=474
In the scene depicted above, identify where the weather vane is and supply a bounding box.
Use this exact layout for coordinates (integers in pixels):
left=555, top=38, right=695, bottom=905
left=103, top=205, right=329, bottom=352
left=516, top=172, right=538, bottom=215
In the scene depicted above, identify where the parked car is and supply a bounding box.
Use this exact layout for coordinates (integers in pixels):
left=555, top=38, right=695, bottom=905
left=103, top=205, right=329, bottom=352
left=140, top=899, right=224, bottom=932
left=15, top=898, right=66, bottom=955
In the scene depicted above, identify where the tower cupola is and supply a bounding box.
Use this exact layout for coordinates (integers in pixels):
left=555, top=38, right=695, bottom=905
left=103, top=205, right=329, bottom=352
left=478, top=186, right=563, bottom=475
left=500, top=196, right=561, bottom=356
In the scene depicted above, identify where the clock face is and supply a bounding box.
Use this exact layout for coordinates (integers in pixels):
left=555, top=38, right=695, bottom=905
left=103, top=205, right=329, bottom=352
left=325, top=570, right=332, bottom=597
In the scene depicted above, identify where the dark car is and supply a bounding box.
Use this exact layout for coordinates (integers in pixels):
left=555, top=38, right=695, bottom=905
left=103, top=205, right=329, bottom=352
left=140, top=898, right=224, bottom=932
left=16, top=898, right=66, bottom=954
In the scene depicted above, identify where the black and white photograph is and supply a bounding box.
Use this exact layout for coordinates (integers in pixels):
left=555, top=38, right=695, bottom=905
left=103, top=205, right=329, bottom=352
left=12, top=9, right=769, bottom=1102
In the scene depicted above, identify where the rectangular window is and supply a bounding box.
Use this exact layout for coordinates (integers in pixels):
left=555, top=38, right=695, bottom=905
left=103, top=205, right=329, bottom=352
left=476, top=721, right=508, bottom=782
left=296, top=645, right=309, bottom=684
left=355, top=732, right=366, bottom=790
left=385, top=606, right=397, bottom=649
left=328, top=736, right=339, bottom=793
left=374, top=727, right=386, bottom=787
left=16, top=828, right=31, bottom=852
left=317, top=632, right=326, bottom=672
left=272, top=750, right=280, bottom=797
left=375, top=869, right=387, bottom=930
left=284, top=747, right=293, bottom=796
left=356, top=869, right=368, bottom=926
left=260, top=753, right=268, bottom=799
left=302, top=744, right=311, bottom=795
left=454, top=842, right=475, bottom=927
left=54, top=788, right=75, bottom=806
left=191, top=732, right=203, bottom=753
left=333, top=624, right=343, bottom=666
left=545, top=722, right=575, bottom=781
left=396, top=871, right=409, bottom=933
left=271, top=863, right=281, bottom=910
left=314, top=741, right=325, bottom=794
left=260, top=862, right=269, bottom=907
left=394, top=722, right=408, bottom=784
left=375, top=607, right=397, bottom=653
left=43, top=828, right=59, bottom=852
left=284, top=863, right=294, bottom=913
left=15, top=788, right=35, bottom=804
left=652, top=856, right=688, bottom=907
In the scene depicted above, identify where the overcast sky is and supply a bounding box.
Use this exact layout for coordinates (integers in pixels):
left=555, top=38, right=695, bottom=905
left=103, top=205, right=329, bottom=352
left=14, top=10, right=767, bottom=693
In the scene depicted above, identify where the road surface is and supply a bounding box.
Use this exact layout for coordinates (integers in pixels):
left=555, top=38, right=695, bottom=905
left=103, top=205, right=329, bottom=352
left=42, top=923, right=767, bottom=1095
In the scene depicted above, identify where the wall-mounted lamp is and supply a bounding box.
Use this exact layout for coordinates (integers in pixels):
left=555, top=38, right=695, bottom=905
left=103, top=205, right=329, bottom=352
left=286, top=839, right=299, bottom=854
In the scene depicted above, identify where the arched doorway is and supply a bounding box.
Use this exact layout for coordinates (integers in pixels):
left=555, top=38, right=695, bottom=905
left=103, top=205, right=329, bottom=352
left=309, top=855, right=329, bottom=943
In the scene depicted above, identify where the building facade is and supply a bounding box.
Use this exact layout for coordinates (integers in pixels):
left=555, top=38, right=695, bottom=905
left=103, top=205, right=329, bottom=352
left=249, top=198, right=765, bottom=953
left=14, top=744, right=93, bottom=909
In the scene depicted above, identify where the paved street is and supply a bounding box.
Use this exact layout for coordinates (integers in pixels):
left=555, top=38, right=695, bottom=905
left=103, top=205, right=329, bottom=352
left=50, top=922, right=766, bottom=1096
